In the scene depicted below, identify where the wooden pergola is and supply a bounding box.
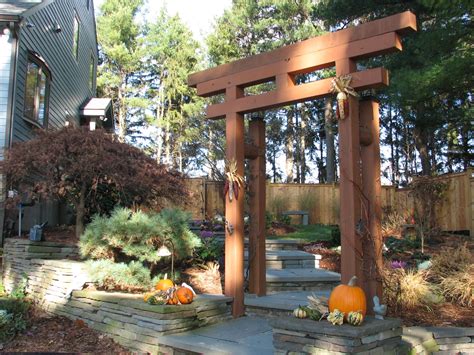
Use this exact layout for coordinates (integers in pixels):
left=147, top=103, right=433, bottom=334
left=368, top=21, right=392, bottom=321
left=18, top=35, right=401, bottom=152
left=188, top=11, right=417, bottom=317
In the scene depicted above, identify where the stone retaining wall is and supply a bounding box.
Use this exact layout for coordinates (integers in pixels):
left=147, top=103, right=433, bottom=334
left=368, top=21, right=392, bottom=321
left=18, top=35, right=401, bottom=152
left=271, top=316, right=403, bottom=354
left=2, top=238, right=233, bottom=354
left=2, top=238, right=81, bottom=294
left=402, top=326, right=474, bottom=354
left=53, top=290, right=232, bottom=354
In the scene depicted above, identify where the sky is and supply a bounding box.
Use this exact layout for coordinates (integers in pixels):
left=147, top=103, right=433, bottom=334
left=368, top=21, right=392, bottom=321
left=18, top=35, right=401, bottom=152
left=94, top=0, right=232, bottom=43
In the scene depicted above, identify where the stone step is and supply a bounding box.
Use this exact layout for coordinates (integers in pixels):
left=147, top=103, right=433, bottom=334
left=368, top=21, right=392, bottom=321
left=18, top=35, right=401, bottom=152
left=245, top=290, right=331, bottom=317
left=155, top=315, right=274, bottom=355
left=265, top=268, right=340, bottom=293
left=244, top=250, right=321, bottom=269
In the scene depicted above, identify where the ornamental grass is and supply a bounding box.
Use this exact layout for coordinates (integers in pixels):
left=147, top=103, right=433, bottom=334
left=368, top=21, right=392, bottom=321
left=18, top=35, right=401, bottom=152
left=429, top=244, right=473, bottom=282
left=440, top=264, right=474, bottom=307
left=383, top=268, right=441, bottom=310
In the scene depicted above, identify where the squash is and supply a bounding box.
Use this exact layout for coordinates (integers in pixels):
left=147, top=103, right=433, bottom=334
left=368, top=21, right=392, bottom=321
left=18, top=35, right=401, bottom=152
left=176, top=286, right=194, bottom=304
left=166, top=287, right=180, bottom=305
left=293, top=306, right=308, bottom=319
left=147, top=291, right=167, bottom=305
left=328, top=276, right=366, bottom=320
left=347, top=310, right=364, bottom=326
left=155, top=273, right=174, bottom=291
left=327, top=309, right=344, bottom=325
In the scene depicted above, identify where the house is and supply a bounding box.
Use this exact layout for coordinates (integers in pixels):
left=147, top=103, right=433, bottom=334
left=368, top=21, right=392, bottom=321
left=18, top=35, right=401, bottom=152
left=0, top=0, right=113, bottom=243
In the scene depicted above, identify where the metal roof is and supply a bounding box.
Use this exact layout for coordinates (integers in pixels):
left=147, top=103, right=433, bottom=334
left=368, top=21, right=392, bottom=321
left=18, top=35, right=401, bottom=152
left=0, top=1, right=43, bottom=17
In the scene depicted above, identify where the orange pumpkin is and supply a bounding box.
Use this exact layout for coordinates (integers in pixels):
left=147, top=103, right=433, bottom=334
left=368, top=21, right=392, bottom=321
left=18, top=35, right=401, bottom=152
left=176, top=286, right=194, bottom=304
left=155, top=274, right=174, bottom=291
left=328, top=276, right=366, bottom=319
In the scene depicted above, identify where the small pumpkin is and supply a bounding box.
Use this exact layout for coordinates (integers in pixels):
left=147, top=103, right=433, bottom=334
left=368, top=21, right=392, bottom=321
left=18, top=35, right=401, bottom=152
left=176, top=286, right=194, bottom=304
left=293, top=306, right=308, bottom=319
left=328, top=276, right=366, bottom=320
left=155, top=273, right=174, bottom=291
left=347, top=310, right=364, bottom=326
left=327, top=309, right=344, bottom=325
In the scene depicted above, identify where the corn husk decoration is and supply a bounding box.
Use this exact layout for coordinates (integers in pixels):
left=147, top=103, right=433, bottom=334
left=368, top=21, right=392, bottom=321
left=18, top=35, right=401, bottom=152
left=224, top=159, right=245, bottom=202
left=330, top=75, right=359, bottom=120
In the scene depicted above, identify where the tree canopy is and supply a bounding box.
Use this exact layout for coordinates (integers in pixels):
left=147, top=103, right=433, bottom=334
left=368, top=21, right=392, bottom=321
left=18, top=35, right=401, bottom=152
left=1, top=128, right=187, bottom=237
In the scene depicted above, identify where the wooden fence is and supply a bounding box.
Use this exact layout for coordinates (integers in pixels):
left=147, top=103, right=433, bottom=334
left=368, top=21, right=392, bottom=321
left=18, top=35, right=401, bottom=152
left=185, top=168, right=474, bottom=236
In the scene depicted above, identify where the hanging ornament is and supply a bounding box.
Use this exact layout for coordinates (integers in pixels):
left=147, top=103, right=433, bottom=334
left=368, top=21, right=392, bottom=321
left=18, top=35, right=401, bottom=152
left=223, top=159, right=244, bottom=202
left=330, top=75, right=359, bottom=120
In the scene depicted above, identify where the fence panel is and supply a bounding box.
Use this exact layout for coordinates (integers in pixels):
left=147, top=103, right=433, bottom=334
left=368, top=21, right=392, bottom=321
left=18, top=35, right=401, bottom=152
left=185, top=169, right=473, bottom=235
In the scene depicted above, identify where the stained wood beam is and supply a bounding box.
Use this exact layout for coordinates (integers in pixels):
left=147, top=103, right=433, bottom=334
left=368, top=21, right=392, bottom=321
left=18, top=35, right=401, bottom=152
left=196, top=32, right=401, bottom=97
left=206, top=67, right=388, bottom=119
left=188, top=11, right=416, bottom=87
left=244, top=143, right=262, bottom=160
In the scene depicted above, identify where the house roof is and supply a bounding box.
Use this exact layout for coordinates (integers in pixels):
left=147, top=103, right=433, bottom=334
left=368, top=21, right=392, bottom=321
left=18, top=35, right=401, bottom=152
left=0, top=1, right=43, bottom=17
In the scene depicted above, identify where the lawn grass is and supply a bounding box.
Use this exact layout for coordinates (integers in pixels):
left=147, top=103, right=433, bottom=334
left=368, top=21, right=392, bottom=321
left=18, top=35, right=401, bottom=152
left=268, top=224, right=338, bottom=243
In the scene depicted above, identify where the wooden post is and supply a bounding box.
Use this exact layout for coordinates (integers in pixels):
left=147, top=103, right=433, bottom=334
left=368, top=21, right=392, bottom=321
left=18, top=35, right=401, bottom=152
left=360, top=98, right=383, bottom=309
left=248, top=116, right=266, bottom=296
left=336, top=59, right=364, bottom=285
left=225, top=86, right=245, bottom=317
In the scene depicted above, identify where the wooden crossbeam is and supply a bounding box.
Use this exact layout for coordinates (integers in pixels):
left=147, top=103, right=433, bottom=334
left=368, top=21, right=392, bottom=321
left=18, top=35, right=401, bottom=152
left=196, top=32, right=401, bottom=97
left=206, top=67, right=388, bottom=119
left=188, top=11, right=416, bottom=88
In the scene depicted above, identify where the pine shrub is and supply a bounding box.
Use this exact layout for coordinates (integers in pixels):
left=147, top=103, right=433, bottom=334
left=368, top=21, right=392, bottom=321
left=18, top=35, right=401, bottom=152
left=85, top=260, right=153, bottom=291
left=79, top=207, right=201, bottom=263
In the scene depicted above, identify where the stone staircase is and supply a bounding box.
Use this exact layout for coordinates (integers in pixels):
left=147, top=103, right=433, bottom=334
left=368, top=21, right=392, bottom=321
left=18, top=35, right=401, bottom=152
left=244, top=239, right=340, bottom=294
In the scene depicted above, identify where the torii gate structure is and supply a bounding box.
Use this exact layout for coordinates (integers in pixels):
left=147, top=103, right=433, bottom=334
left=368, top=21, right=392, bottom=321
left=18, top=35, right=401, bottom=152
left=188, top=11, right=417, bottom=317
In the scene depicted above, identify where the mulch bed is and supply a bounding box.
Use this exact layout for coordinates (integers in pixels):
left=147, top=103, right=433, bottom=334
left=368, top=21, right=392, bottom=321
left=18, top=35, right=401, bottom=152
left=303, top=234, right=474, bottom=327
left=2, top=309, right=129, bottom=353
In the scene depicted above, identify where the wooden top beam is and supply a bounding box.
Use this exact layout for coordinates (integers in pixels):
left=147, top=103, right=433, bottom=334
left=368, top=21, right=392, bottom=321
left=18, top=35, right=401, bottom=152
left=188, top=11, right=416, bottom=87
left=206, top=67, right=388, bottom=119
left=196, top=32, right=401, bottom=97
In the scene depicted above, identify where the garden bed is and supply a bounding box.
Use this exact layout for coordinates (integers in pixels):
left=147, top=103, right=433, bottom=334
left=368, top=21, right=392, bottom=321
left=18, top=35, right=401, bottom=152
left=3, top=309, right=129, bottom=353
left=51, top=290, right=232, bottom=353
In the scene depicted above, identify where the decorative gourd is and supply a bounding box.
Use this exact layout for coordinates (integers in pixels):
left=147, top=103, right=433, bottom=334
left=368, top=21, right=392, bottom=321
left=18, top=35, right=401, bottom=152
left=147, top=291, right=167, bottom=305
left=143, top=291, right=155, bottom=303
left=327, top=309, right=344, bottom=325
left=176, top=286, right=194, bottom=304
left=293, top=307, right=308, bottom=319
left=166, top=287, right=180, bottom=305
left=347, top=311, right=364, bottom=326
left=328, top=276, right=366, bottom=320
left=155, top=273, right=174, bottom=291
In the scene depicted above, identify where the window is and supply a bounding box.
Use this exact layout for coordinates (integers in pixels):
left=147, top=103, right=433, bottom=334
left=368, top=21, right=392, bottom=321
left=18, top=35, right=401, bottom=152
left=73, top=13, right=79, bottom=59
left=89, top=52, right=95, bottom=92
left=24, top=54, right=50, bottom=127
left=86, top=0, right=90, bottom=10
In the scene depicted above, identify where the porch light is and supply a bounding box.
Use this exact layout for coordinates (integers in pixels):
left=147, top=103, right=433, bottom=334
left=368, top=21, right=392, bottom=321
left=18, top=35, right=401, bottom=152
left=157, top=242, right=175, bottom=280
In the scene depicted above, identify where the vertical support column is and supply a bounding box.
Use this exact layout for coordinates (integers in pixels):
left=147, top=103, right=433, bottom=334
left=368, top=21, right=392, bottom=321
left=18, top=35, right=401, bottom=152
left=225, top=86, right=245, bottom=317
left=336, top=59, right=364, bottom=285
left=360, top=98, right=383, bottom=309
left=248, top=116, right=266, bottom=296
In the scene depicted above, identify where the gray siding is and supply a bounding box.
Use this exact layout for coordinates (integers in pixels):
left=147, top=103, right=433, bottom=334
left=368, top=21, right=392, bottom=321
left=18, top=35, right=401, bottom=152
left=12, top=0, right=98, bottom=143
left=0, top=26, right=13, bottom=154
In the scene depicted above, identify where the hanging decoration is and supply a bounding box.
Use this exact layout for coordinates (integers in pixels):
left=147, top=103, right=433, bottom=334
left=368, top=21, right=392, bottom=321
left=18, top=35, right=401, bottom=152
left=330, top=75, right=359, bottom=120
left=224, top=159, right=244, bottom=202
